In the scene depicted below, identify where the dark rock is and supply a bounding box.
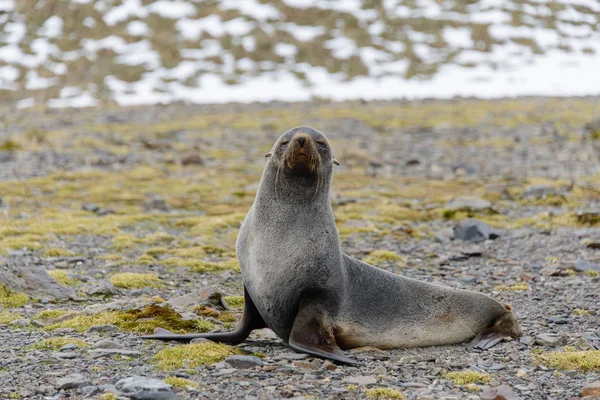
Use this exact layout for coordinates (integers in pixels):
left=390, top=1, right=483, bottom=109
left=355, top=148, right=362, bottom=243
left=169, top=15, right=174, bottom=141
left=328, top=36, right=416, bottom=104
left=225, top=355, right=264, bottom=369
left=168, top=286, right=228, bottom=309
left=96, top=208, right=115, bottom=216
left=85, top=324, right=119, bottom=334
left=59, top=344, right=78, bottom=351
left=577, top=209, right=600, bottom=225
left=144, top=195, right=169, bottom=211
left=535, top=333, right=564, bottom=346
left=546, top=317, right=570, bottom=324
left=0, top=261, right=76, bottom=301
left=86, top=279, right=120, bottom=296
left=181, top=152, right=204, bottom=166
left=56, top=373, right=91, bottom=390
left=91, top=339, right=123, bottom=349
left=79, top=386, right=101, bottom=397
left=82, top=203, right=100, bottom=212
left=519, top=336, right=535, bottom=346
left=454, top=219, right=501, bottom=242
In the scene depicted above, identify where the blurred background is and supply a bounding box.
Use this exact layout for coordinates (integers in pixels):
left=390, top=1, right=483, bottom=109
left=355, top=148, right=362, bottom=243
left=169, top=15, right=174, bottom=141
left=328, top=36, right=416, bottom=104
left=1, top=0, right=599, bottom=107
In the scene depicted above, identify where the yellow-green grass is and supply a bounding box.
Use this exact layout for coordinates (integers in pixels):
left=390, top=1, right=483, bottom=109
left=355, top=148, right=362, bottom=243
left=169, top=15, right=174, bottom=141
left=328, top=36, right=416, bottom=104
left=153, top=342, right=243, bottom=371
left=0, top=285, right=29, bottom=308
left=47, top=270, right=79, bottom=286
left=34, top=337, right=88, bottom=350
left=533, top=349, right=600, bottom=372
left=444, top=370, right=491, bottom=385
left=365, top=388, right=407, bottom=399
left=109, top=272, right=162, bottom=289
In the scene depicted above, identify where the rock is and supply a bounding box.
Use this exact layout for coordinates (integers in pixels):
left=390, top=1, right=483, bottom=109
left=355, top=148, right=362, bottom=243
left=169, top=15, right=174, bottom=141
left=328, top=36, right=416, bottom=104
left=115, top=376, right=172, bottom=395
left=181, top=152, right=204, bottom=166
left=92, top=339, right=123, bottom=349
left=144, top=195, right=169, bottom=211
left=454, top=219, right=501, bottom=242
left=577, top=209, right=600, bottom=225
left=581, top=381, right=600, bottom=397
left=323, top=361, right=337, bottom=371
left=59, top=344, right=78, bottom=351
left=0, top=261, right=76, bottom=301
left=535, top=333, right=564, bottom=346
left=481, top=384, right=520, bottom=400
left=54, top=351, right=79, bottom=359
left=86, top=279, right=120, bottom=296
left=586, top=241, right=600, bottom=249
left=434, top=227, right=455, bottom=243
left=522, top=185, right=558, bottom=199
left=275, top=352, right=310, bottom=361
left=571, top=260, right=600, bottom=273
left=546, top=316, right=569, bottom=324
left=519, top=336, right=535, bottom=346
left=79, top=386, right=101, bottom=397
left=167, top=286, right=227, bottom=309
left=293, top=361, right=319, bottom=370
left=342, top=375, right=377, bottom=385
left=82, top=203, right=100, bottom=212
left=445, top=196, right=492, bottom=212
left=96, top=208, right=115, bottom=216
left=56, top=373, right=90, bottom=390
left=88, top=349, right=142, bottom=358
left=85, top=324, right=119, bottom=334
left=9, top=318, right=30, bottom=327
left=225, top=355, right=264, bottom=369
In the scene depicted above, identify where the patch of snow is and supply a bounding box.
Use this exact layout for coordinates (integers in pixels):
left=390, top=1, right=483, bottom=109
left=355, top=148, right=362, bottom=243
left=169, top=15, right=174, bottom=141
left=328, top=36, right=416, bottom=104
left=104, top=0, right=147, bottom=25
left=16, top=98, right=35, bottom=109
left=224, top=17, right=254, bottom=36
left=48, top=91, right=98, bottom=108
left=0, top=0, right=14, bottom=11
left=445, top=27, right=474, bottom=48
left=39, top=16, right=63, bottom=38
left=281, top=23, right=325, bottom=42
left=25, top=70, right=58, bottom=90
left=274, top=43, right=297, bottom=58
left=242, top=36, right=256, bottom=52
left=219, top=0, right=281, bottom=22
left=325, top=36, right=356, bottom=59
left=127, top=20, right=150, bottom=36
left=4, top=22, right=26, bottom=44
left=147, top=1, right=196, bottom=19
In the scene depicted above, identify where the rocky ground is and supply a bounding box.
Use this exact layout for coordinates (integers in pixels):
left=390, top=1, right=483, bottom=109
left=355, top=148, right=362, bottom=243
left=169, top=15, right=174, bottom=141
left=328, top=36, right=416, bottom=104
left=1, top=97, right=600, bottom=400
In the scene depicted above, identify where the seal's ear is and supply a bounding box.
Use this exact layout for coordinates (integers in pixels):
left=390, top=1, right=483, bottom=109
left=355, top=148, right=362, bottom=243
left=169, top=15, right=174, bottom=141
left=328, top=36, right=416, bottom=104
left=333, top=158, right=340, bottom=166
left=265, top=152, right=272, bottom=158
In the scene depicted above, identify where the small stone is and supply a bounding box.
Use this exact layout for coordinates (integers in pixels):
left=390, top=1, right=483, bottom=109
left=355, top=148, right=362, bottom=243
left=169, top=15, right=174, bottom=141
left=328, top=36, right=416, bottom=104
left=115, top=376, right=172, bottom=394
left=54, top=351, right=78, bottom=359
left=59, top=344, right=78, bottom=351
left=56, top=373, right=90, bottom=390
left=546, top=317, right=570, bottom=324
left=275, top=352, right=310, bottom=360
left=535, top=333, right=564, bottom=346
left=434, top=228, right=455, bottom=243
left=225, top=355, right=264, bottom=369
left=454, top=219, right=501, bottom=243
left=190, top=337, right=210, bottom=344
left=522, top=185, right=558, bottom=199
left=293, top=361, right=319, bottom=370
left=519, top=336, right=535, bottom=346
left=323, top=361, right=337, bottom=371
left=586, top=241, right=600, bottom=249
left=481, top=384, right=520, bottom=400
left=82, top=203, right=100, bottom=212
left=79, top=386, right=101, bottom=397
left=9, top=318, right=30, bottom=327
left=577, top=209, right=600, bottom=225
left=88, top=349, right=142, bottom=358
left=262, top=365, right=279, bottom=372
left=445, top=196, right=492, bottom=212
left=342, top=375, right=377, bottom=385
left=96, top=208, right=115, bottom=216
left=92, top=339, right=123, bottom=349
left=87, top=279, right=120, bottom=296
left=581, top=381, right=600, bottom=397
left=144, top=196, right=169, bottom=212
left=519, top=273, right=534, bottom=281
left=85, top=324, right=119, bottom=334
left=181, top=152, right=204, bottom=166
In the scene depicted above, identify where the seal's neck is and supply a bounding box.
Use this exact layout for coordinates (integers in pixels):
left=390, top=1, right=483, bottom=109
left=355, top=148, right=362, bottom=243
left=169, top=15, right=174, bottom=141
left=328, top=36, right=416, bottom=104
left=254, top=165, right=332, bottom=211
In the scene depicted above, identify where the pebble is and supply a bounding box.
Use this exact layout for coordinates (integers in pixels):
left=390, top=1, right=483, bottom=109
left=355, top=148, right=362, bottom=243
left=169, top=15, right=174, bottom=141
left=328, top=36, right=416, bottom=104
left=342, top=375, right=377, bottom=385
left=481, top=384, right=520, bottom=400
left=445, top=196, right=492, bottom=211
left=53, top=351, right=79, bottom=359
left=56, top=373, right=91, bottom=390
left=85, top=324, right=119, bottom=334
left=293, top=361, right=319, bottom=370
left=519, top=336, right=535, bottom=346
left=115, top=376, right=173, bottom=394
left=225, top=355, right=265, bottom=369
left=92, top=339, right=123, bottom=349
left=535, top=333, right=564, bottom=346
left=454, top=218, right=501, bottom=242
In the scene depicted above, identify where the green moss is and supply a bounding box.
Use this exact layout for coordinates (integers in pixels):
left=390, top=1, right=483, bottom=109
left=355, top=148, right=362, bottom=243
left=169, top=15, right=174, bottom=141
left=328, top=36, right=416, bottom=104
left=0, top=285, right=29, bottom=308
left=223, top=295, right=244, bottom=309
left=153, top=342, right=243, bottom=371
left=495, top=282, right=530, bottom=291
left=163, top=258, right=240, bottom=273
left=164, top=376, right=199, bottom=389
left=45, top=304, right=215, bottom=334
left=0, top=139, right=22, bottom=151
left=137, top=254, right=157, bottom=265
left=366, top=388, right=406, bottom=400
left=533, top=349, right=600, bottom=372
left=445, top=370, right=491, bottom=385
left=47, top=270, right=79, bottom=286
left=99, top=394, right=117, bottom=400
left=363, top=250, right=405, bottom=266
left=109, top=272, right=162, bottom=288
left=34, top=309, right=70, bottom=320
left=35, top=337, right=88, bottom=350
left=0, top=234, right=45, bottom=253
left=111, top=234, right=137, bottom=251
left=145, top=247, right=169, bottom=257
left=0, top=311, right=23, bottom=324
left=44, top=248, right=77, bottom=257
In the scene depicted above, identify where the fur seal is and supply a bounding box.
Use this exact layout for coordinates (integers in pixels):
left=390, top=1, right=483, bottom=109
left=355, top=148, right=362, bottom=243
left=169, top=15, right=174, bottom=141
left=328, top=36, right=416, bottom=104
left=143, top=126, right=522, bottom=364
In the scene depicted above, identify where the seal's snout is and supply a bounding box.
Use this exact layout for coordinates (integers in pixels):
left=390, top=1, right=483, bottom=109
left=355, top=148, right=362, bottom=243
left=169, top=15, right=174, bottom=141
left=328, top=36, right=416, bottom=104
left=296, top=135, right=307, bottom=147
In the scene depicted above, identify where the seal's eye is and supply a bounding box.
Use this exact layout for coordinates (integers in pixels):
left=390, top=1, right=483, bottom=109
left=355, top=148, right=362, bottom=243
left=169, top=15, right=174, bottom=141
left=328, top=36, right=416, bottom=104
left=281, top=140, right=289, bottom=148
left=316, top=141, right=327, bottom=149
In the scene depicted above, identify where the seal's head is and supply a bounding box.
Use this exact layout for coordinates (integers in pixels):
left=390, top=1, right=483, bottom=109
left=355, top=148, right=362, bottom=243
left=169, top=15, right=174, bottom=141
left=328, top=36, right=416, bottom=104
left=265, top=126, right=338, bottom=184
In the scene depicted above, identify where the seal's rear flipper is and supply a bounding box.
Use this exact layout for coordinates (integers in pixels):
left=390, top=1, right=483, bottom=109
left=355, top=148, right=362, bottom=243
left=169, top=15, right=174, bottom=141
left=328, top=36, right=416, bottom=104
left=288, top=300, right=358, bottom=366
left=142, top=287, right=266, bottom=344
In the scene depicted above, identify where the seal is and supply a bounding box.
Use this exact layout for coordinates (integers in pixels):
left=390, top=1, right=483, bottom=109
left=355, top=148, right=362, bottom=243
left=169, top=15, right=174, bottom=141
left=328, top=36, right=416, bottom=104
left=143, top=126, right=521, bottom=364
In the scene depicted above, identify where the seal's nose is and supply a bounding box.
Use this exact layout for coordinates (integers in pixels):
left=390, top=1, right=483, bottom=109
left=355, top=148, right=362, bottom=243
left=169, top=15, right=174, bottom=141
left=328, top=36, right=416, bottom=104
left=296, top=135, right=307, bottom=147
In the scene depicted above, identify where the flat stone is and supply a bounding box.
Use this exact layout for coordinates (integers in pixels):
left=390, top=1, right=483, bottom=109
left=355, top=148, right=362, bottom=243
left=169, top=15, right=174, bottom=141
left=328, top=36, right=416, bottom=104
left=53, top=351, right=79, bottom=359
left=91, top=339, right=123, bottom=349
left=59, top=344, right=78, bottom=351
left=9, top=319, right=30, bottom=327
left=82, top=203, right=100, bottom=212
left=87, top=279, right=120, bottom=296
left=522, top=185, right=558, bottom=199
left=56, top=373, right=91, bottom=390
left=535, top=333, right=564, bottom=346
left=454, top=218, right=501, bottom=243
left=275, top=352, right=310, bottom=361
left=342, top=375, right=377, bottom=385
left=0, top=262, right=76, bottom=301
left=519, top=336, right=535, bottom=346
left=445, top=196, right=492, bottom=211
left=88, top=349, right=142, bottom=358
left=293, top=361, right=319, bottom=370
left=581, top=381, right=600, bottom=397
left=115, top=376, right=172, bottom=394
left=85, top=324, right=119, bottom=334
left=167, top=286, right=227, bottom=309
left=225, top=355, right=264, bottom=369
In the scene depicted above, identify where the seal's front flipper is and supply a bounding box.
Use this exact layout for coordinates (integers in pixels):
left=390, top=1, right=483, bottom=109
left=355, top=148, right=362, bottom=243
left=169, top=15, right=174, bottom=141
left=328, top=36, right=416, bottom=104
left=142, top=287, right=266, bottom=344
left=469, top=331, right=505, bottom=350
left=288, top=300, right=358, bottom=365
